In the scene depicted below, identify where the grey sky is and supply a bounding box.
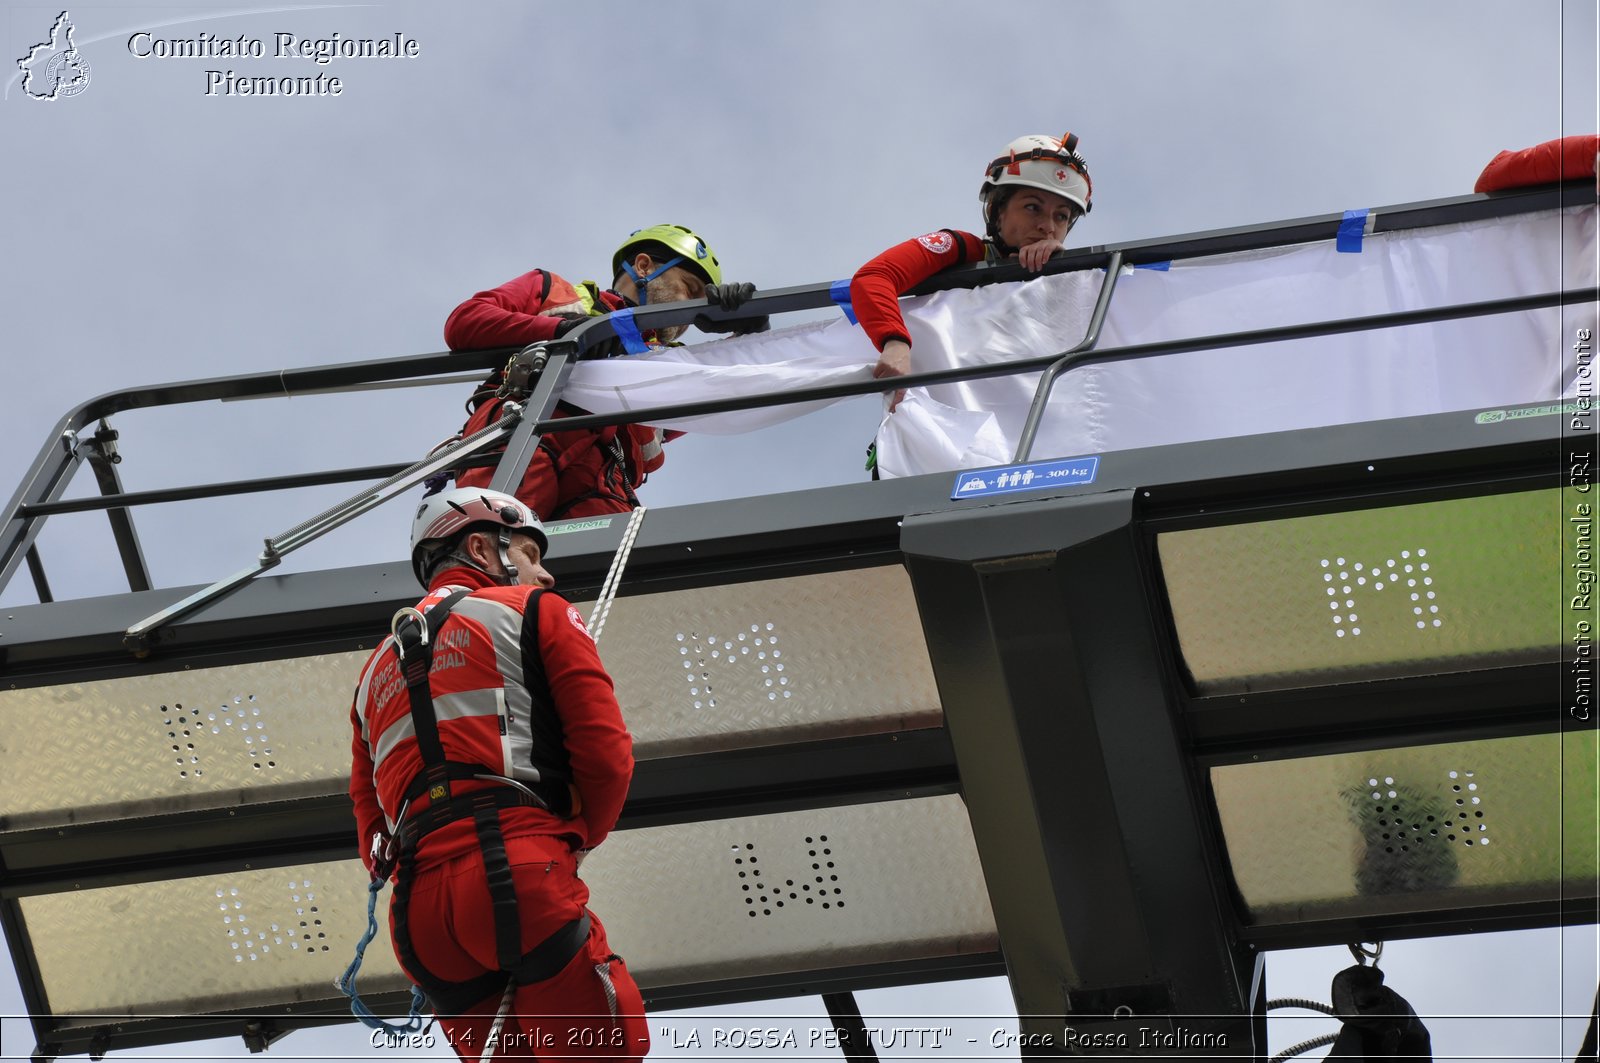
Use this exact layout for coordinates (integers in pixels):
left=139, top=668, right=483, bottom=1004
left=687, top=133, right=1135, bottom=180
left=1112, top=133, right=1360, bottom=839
left=1, top=0, right=1596, bottom=1059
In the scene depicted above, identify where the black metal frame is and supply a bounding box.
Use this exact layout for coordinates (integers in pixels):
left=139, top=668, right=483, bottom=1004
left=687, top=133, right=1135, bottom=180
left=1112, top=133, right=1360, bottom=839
left=0, top=182, right=1592, bottom=1060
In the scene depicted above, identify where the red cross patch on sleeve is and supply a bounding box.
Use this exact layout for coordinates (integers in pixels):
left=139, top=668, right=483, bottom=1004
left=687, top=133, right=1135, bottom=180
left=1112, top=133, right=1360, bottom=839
left=916, top=231, right=954, bottom=255
left=566, top=605, right=593, bottom=639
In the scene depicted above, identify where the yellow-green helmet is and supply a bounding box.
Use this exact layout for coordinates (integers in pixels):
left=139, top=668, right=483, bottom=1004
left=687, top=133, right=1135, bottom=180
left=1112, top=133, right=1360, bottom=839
left=612, top=224, right=723, bottom=288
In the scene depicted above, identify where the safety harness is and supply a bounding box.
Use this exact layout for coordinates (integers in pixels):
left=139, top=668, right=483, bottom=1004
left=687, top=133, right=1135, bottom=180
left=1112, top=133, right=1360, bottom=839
left=339, top=587, right=590, bottom=1025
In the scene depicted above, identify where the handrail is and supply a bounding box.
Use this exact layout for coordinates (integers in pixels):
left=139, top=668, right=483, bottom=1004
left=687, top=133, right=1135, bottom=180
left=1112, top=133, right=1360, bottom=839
left=2, top=183, right=1589, bottom=609
left=122, top=403, right=530, bottom=648
left=113, top=281, right=1599, bottom=644
left=531, top=287, right=1596, bottom=435
left=22, top=284, right=1586, bottom=519
left=1012, top=249, right=1125, bottom=463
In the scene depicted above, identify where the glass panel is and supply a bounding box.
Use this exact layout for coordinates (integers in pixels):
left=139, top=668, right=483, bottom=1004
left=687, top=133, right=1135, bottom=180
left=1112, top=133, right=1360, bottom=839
left=21, top=794, right=993, bottom=1018
left=0, top=566, right=938, bottom=831
left=1159, top=488, right=1562, bottom=695
left=1212, top=732, right=1596, bottom=923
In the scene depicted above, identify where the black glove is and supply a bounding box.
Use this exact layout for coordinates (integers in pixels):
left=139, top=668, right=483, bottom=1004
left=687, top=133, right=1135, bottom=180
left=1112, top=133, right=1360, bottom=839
left=696, top=281, right=770, bottom=335
left=551, top=312, right=623, bottom=359
left=707, top=281, right=755, bottom=312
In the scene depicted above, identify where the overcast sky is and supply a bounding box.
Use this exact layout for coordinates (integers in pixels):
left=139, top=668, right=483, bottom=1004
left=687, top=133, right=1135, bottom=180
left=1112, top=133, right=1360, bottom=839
left=1, top=1, right=1597, bottom=1059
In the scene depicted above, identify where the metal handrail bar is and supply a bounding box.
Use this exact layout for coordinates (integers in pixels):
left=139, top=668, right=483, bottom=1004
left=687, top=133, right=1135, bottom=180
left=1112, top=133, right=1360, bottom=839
left=3, top=184, right=1588, bottom=603
left=1012, top=249, right=1125, bottom=463
left=21, top=463, right=415, bottom=516
left=122, top=404, right=527, bottom=646
left=114, top=281, right=1600, bottom=646
left=12, top=285, right=1590, bottom=521
left=537, top=287, right=1596, bottom=435
left=217, top=370, right=485, bottom=401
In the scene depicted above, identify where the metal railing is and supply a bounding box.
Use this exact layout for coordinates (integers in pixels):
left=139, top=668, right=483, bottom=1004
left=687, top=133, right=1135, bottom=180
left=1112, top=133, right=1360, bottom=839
left=1, top=182, right=1588, bottom=625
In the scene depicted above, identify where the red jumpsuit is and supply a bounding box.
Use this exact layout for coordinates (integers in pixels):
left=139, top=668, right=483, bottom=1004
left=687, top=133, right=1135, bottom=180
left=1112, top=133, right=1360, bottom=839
left=349, top=564, right=648, bottom=1061
left=848, top=229, right=992, bottom=352
left=1474, top=134, right=1600, bottom=193
left=445, top=269, right=669, bottom=521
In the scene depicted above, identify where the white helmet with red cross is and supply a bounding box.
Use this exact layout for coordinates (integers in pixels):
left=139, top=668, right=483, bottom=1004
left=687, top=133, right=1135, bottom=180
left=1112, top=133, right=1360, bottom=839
left=979, top=132, right=1093, bottom=228
left=410, top=487, right=548, bottom=586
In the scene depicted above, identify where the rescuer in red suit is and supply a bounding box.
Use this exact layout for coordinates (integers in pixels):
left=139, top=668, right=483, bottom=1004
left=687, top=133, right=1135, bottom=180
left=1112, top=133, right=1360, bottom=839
left=849, top=132, right=1094, bottom=427
left=349, top=486, right=647, bottom=1060
left=444, top=224, right=764, bottom=520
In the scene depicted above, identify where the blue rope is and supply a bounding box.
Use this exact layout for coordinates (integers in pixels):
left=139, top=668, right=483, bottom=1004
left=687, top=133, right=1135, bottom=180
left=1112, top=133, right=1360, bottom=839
left=335, top=877, right=429, bottom=1033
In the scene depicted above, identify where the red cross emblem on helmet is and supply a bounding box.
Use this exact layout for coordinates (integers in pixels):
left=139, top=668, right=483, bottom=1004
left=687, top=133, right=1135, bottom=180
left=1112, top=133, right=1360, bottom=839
left=1054, top=167, right=1072, bottom=183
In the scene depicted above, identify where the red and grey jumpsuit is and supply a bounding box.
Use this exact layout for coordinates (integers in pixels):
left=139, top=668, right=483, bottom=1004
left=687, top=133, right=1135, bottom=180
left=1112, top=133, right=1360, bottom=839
left=349, top=564, right=648, bottom=1061
left=445, top=269, right=672, bottom=521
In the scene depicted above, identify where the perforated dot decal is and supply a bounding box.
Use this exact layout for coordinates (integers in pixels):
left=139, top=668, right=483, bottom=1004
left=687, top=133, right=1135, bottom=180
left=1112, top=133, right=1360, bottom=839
left=156, top=694, right=274, bottom=780
left=1317, top=548, right=1440, bottom=639
left=732, top=833, right=844, bottom=917
left=1348, top=762, right=1495, bottom=897
left=677, top=623, right=793, bottom=711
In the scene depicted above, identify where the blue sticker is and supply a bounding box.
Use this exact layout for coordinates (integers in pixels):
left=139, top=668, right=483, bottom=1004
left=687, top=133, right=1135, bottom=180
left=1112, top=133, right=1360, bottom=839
left=1134, top=261, right=1171, bottom=271
left=950, top=456, right=1101, bottom=500
left=609, top=308, right=651, bottom=355
left=830, top=279, right=858, bottom=325
left=1336, top=209, right=1369, bottom=253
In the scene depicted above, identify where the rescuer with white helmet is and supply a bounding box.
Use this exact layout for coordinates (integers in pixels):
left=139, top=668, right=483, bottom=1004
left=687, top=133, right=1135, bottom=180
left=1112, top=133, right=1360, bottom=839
left=351, top=483, right=648, bottom=1059
left=848, top=131, right=1094, bottom=427
left=408, top=485, right=549, bottom=588
left=978, top=132, right=1093, bottom=256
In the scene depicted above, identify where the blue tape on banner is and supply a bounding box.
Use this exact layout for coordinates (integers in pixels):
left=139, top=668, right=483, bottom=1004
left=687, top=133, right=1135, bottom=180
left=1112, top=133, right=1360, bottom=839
left=610, top=309, right=650, bottom=355
left=1336, top=209, right=1369, bottom=253
left=1134, top=261, right=1171, bottom=271
left=830, top=279, right=858, bottom=325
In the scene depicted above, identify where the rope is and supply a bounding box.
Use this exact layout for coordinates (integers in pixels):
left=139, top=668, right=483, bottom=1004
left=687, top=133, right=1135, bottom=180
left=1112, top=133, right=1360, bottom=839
left=474, top=504, right=645, bottom=1061
left=587, top=505, right=647, bottom=642
left=480, top=981, right=516, bottom=1063
left=335, top=878, right=429, bottom=1033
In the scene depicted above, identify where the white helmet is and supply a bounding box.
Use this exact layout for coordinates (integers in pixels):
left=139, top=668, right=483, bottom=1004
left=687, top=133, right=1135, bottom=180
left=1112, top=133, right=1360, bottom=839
left=979, top=132, right=1093, bottom=237
left=410, top=487, right=548, bottom=586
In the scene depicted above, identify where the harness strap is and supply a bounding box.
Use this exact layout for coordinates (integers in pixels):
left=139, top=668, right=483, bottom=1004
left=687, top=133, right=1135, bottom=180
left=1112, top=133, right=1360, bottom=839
left=385, top=586, right=593, bottom=1019
left=397, top=783, right=562, bottom=850
left=472, top=793, right=524, bottom=973
left=397, top=589, right=469, bottom=803
left=511, top=912, right=590, bottom=983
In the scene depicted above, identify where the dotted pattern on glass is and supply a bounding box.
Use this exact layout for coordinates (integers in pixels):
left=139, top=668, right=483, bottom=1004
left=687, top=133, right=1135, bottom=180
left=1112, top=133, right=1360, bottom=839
left=1362, top=775, right=1439, bottom=857
left=677, top=623, right=790, bottom=710
left=1318, top=549, right=1442, bottom=638
left=161, top=694, right=275, bottom=780
left=732, top=834, right=843, bottom=918
left=214, top=877, right=326, bottom=962
left=1361, top=770, right=1489, bottom=851
left=1444, top=769, right=1490, bottom=846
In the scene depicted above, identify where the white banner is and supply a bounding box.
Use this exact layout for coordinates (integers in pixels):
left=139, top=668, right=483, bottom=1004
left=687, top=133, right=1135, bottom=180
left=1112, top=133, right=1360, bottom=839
left=565, top=206, right=1596, bottom=478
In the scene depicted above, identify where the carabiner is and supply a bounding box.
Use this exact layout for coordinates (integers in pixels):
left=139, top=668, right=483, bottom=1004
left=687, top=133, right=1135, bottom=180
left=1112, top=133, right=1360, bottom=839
left=1347, top=941, right=1383, bottom=968
left=389, top=606, right=428, bottom=659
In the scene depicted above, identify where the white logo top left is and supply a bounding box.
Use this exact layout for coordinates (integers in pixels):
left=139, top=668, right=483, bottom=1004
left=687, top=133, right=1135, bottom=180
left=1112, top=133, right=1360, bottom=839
left=17, top=11, right=91, bottom=101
